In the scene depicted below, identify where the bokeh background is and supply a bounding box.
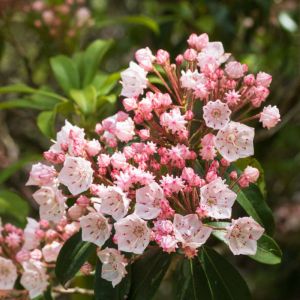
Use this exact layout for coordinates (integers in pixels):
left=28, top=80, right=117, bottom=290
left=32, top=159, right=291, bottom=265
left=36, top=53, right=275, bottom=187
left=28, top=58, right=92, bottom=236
left=0, top=0, right=300, bottom=299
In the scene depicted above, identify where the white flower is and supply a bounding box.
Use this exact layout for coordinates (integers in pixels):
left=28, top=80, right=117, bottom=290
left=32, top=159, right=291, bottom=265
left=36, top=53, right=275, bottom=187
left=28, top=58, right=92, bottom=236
left=58, top=156, right=94, bottom=195
left=0, top=257, right=17, bottom=290
left=120, top=62, right=148, bottom=98
left=114, top=214, right=151, bottom=254
left=200, top=177, right=237, bottom=219
left=97, top=248, right=127, bottom=287
left=33, top=186, right=66, bottom=223
left=203, top=100, right=231, bottom=130
left=80, top=212, right=112, bottom=247
left=134, top=182, right=165, bottom=220
left=115, top=117, right=135, bottom=142
left=42, top=241, right=62, bottom=262
left=259, top=105, right=281, bottom=130
left=23, top=217, right=40, bottom=250
left=225, top=217, right=264, bottom=255
left=20, top=260, right=48, bottom=299
left=98, top=186, right=130, bottom=221
left=215, top=121, right=254, bottom=162
left=173, top=214, right=212, bottom=250
left=26, top=163, right=56, bottom=186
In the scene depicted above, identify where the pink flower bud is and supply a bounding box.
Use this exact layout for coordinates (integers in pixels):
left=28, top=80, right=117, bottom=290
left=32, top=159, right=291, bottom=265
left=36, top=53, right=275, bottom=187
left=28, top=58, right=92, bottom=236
left=230, top=171, right=238, bottom=180
left=243, top=166, right=260, bottom=183
left=68, top=205, right=85, bottom=220
left=122, top=97, right=137, bottom=111
left=45, top=229, right=58, bottom=241
left=95, top=123, right=103, bottom=134
left=175, top=54, right=183, bottom=65
left=243, top=74, right=256, bottom=86
left=225, top=61, right=245, bottom=79
left=156, top=49, right=170, bottom=65
left=183, top=48, right=198, bottom=61
left=16, top=250, right=30, bottom=263
left=39, top=220, right=49, bottom=229
left=259, top=105, right=281, bottom=129
left=76, top=195, right=90, bottom=207
left=135, top=47, right=154, bottom=71
left=220, top=158, right=230, bottom=167
left=35, top=229, right=45, bottom=240
left=187, top=33, right=209, bottom=51
left=256, top=72, right=272, bottom=87
left=42, top=10, right=55, bottom=25
left=138, top=129, right=150, bottom=140
left=30, top=249, right=42, bottom=260
left=85, top=139, right=101, bottom=156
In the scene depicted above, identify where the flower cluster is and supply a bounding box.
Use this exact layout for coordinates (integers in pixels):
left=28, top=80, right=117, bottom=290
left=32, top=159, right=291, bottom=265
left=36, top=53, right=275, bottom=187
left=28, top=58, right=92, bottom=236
left=24, top=0, right=92, bottom=38
left=8, top=33, right=280, bottom=288
left=0, top=218, right=78, bottom=298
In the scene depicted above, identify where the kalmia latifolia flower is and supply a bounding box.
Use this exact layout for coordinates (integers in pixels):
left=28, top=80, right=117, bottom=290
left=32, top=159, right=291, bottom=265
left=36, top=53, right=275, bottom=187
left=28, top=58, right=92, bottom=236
left=18, top=32, right=281, bottom=288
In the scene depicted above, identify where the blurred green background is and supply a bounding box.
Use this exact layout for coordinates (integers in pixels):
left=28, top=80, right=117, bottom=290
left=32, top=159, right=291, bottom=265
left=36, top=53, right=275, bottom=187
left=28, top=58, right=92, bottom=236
left=0, top=0, right=300, bottom=299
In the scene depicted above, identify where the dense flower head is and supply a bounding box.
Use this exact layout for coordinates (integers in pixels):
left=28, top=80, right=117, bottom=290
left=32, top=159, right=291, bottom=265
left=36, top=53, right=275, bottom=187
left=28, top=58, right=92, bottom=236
left=20, top=32, right=281, bottom=288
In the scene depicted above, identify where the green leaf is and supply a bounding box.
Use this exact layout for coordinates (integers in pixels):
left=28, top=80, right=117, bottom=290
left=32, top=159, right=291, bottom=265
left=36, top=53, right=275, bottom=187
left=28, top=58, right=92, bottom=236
left=0, top=153, right=41, bottom=184
left=128, top=248, right=171, bottom=300
left=94, top=260, right=131, bottom=300
left=70, top=86, right=97, bottom=115
left=250, top=234, right=282, bottom=265
left=96, top=16, right=159, bottom=34
left=50, top=55, right=80, bottom=95
left=235, top=184, right=275, bottom=235
left=0, top=189, right=29, bottom=226
left=210, top=222, right=282, bottom=265
left=81, top=40, right=113, bottom=87
left=37, top=111, right=56, bottom=138
left=175, top=257, right=212, bottom=300
left=43, top=286, right=53, bottom=300
left=199, top=247, right=251, bottom=300
left=92, top=72, right=120, bottom=95
left=55, top=231, right=96, bottom=286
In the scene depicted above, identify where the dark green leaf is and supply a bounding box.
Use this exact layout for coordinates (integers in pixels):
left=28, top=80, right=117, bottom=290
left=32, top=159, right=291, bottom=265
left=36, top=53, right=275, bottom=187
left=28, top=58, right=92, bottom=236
left=0, top=189, right=29, bottom=226
left=81, top=40, right=113, bottom=87
left=37, top=111, right=56, bottom=138
left=55, top=231, right=96, bottom=286
left=94, top=259, right=131, bottom=300
left=235, top=184, right=275, bottom=235
left=175, top=257, right=212, bottom=300
left=128, top=248, right=171, bottom=300
left=199, top=247, right=251, bottom=300
left=43, top=286, right=53, bottom=300
left=50, top=55, right=80, bottom=95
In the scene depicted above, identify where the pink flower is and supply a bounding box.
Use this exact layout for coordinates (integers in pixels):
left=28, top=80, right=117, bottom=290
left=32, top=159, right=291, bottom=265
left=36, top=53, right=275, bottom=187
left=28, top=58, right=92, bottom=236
left=98, top=186, right=130, bottom=221
left=187, top=33, right=209, bottom=51
left=224, top=90, right=241, bottom=106
left=159, top=235, right=178, bottom=253
left=180, top=70, right=205, bottom=90
left=183, top=48, right=198, bottom=61
left=75, top=7, right=91, bottom=27
left=0, top=257, right=17, bottom=290
left=97, top=248, right=127, bottom=287
left=225, top=61, right=245, bottom=79
left=225, top=217, right=264, bottom=255
left=33, top=186, right=66, bottom=223
left=173, top=214, right=212, bottom=250
left=85, top=139, right=101, bottom=156
left=58, top=156, right=94, bottom=195
left=26, top=163, right=56, bottom=186
left=42, top=241, right=62, bottom=262
left=134, top=182, right=165, bottom=220
left=135, top=47, right=155, bottom=71
left=160, top=107, right=187, bottom=134
left=259, top=105, right=281, bottom=129
left=23, top=218, right=40, bottom=250
left=200, top=177, right=237, bottom=219
left=122, top=97, right=138, bottom=111
left=120, top=62, right=148, bottom=98
left=203, top=100, right=231, bottom=130
left=16, top=249, right=31, bottom=263
left=115, top=117, right=135, bottom=142
left=114, top=214, right=151, bottom=254
left=156, top=49, right=170, bottom=65
left=80, top=212, right=111, bottom=247
left=244, top=166, right=260, bottom=183
left=256, top=72, right=272, bottom=87
left=20, top=260, right=48, bottom=299
left=215, top=121, right=254, bottom=162
left=160, top=175, right=185, bottom=196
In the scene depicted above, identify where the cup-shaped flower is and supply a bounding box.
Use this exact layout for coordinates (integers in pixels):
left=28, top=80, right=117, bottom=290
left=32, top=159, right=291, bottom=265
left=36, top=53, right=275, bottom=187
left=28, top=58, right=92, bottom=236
left=20, top=260, right=48, bottom=299
left=173, top=214, right=212, bottom=250
left=134, top=182, right=165, bottom=220
left=80, top=212, right=112, bottom=247
left=32, top=186, right=66, bottom=223
left=42, top=241, right=62, bottom=262
left=97, top=248, right=128, bottom=287
left=215, top=121, right=254, bottom=162
left=98, top=186, right=130, bottom=221
left=200, top=177, right=237, bottom=219
left=114, top=214, right=151, bottom=254
left=26, top=163, right=56, bottom=186
left=225, top=217, right=264, bottom=255
left=23, top=217, right=40, bottom=250
left=0, top=257, right=17, bottom=290
left=259, top=105, right=281, bottom=130
left=58, top=156, right=94, bottom=195
left=203, top=100, right=231, bottom=130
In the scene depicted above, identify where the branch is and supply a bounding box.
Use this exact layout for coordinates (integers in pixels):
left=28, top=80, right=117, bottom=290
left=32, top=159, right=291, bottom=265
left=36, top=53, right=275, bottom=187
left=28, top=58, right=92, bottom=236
left=53, top=286, right=94, bottom=296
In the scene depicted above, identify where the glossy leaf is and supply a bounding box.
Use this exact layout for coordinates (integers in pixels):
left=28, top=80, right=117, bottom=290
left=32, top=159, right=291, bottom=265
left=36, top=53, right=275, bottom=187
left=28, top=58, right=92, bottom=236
left=0, top=189, right=29, bottom=226
left=94, top=260, right=131, bottom=300
left=128, top=248, right=171, bottom=300
left=50, top=55, right=80, bottom=95
left=235, top=184, right=275, bottom=235
left=199, top=247, right=251, bottom=300
left=81, top=39, right=113, bottom=87
left=37, top=110, right=56, bottom=138
left=70, top=86, right=97, bottom=115
left=175, top=257, right=212, bottom=300
left=55, top=231, right=96, bottom=286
